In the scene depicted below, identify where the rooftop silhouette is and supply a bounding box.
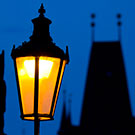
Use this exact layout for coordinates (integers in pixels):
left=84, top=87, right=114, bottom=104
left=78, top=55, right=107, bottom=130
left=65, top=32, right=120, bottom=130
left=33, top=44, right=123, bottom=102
left=0, top=50, right=6, bottom=135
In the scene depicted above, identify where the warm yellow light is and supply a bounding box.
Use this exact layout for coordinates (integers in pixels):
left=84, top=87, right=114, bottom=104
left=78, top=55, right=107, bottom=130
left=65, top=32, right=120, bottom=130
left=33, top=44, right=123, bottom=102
left=16, top=56, right=66, bottom=120
left=16, top=57, right=35, bottom=115
left=24, top=60, right=35, bottom=78
left=20, top=59, right=53, bottom=79
left=39, top=60, right=53, bottom=79
left=38, top=57, right=61, bottom=114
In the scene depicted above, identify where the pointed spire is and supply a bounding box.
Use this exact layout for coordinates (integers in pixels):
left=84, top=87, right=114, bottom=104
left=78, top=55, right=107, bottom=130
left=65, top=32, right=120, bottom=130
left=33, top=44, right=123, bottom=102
left=67, top=94, right=72, bottom=128
left=91, top=13, right=96, bottom=43
left=58, top=90, right=67, bottom=133
left=22, top=128, right=26, bottom=135
left=38, top=3, right=46, bottom=17
left=117, top=13, right=122, bottom=41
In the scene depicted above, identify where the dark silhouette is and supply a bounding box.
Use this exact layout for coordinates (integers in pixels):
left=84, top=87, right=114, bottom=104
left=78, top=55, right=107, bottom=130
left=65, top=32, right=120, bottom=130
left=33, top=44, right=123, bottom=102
left=58, top=93, right=75, bottom=135
left=0, top=50, right=6, bottom=135
left=58, top=41, right=135, bottom=135
left=58, top=94, right=67, bottom=135
left=22, top=128, right=26, bottom=135
left=80, top=41, right=135, bottom=135
left=58, top=15, right=135, bottom=134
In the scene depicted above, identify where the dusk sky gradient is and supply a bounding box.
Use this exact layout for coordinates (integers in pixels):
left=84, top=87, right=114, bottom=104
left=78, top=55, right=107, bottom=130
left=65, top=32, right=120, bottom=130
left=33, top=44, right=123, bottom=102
left=0, top=0, right=135, bottom=135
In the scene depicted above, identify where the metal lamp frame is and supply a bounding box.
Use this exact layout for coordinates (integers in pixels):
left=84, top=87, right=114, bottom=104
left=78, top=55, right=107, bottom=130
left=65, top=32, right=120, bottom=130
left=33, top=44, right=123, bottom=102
left=11, top=3, right=69, bottom=135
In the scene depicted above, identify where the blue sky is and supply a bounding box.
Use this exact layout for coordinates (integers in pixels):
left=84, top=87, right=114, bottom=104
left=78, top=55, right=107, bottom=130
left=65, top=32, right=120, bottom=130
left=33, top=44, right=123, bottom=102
left=0, top=0, right=135, bottom=135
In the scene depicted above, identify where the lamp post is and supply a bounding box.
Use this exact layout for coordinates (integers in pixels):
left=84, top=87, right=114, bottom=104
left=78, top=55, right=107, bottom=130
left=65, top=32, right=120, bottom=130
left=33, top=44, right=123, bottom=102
left=11, top=4, right=69, bottom=135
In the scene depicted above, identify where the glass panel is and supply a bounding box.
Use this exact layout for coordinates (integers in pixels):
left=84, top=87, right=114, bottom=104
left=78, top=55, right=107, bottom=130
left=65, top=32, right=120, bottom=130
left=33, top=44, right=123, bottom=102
left=16, top=57, right=35, bottom=115
left=52, top=60, right=66, bottom=116
left=38, top=57, right=61, bottom=114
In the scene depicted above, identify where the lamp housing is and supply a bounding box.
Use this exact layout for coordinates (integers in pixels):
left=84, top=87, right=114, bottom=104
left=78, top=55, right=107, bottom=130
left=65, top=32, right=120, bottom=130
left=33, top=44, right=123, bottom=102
left=11, top=4, right=69, bottom=121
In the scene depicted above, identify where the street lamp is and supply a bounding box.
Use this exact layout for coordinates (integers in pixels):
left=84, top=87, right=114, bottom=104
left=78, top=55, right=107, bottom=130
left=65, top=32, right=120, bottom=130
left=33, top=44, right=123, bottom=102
left=11, top=4, right=69, bottom=135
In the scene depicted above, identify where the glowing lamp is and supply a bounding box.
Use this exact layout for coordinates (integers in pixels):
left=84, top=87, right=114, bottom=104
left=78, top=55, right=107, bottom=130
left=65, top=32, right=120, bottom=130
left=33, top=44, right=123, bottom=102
left=11, top=3, right=69, bottom=125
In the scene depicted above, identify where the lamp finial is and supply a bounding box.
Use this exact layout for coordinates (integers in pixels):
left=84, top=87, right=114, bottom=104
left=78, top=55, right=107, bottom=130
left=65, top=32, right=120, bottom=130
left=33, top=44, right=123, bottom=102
left=38, top=3, right=46, bottom=16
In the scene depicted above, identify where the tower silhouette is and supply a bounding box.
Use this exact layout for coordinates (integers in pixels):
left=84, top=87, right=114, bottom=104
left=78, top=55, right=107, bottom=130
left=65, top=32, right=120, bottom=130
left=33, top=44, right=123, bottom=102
left=80, top=41, right=135, bottom=135
left=58, top=15, right=135, bottom=135
left=80, top=14, right=135, bottom=135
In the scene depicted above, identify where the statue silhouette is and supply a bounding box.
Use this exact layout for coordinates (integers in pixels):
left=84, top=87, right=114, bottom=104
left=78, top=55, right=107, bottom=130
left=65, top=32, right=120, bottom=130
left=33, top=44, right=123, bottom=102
left=0, top=50, right=6, bottom=135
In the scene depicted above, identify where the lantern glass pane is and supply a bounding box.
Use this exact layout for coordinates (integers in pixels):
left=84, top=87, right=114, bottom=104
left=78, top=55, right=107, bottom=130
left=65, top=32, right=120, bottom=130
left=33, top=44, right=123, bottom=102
left=38, top=57, right=61, bottom=114
left=51, top=60, right=66, bottom=116
left=16, top=57, right=35, bottom=115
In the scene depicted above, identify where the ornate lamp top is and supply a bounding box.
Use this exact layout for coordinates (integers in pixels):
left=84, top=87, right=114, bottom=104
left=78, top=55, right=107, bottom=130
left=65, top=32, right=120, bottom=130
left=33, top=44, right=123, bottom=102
left=11, top=3, right=69, bottom=63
